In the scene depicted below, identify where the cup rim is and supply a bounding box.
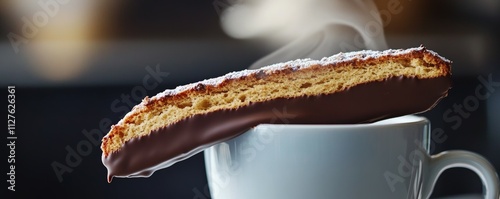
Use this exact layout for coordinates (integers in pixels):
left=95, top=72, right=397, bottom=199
left=252, top=114, right=428, bottom=131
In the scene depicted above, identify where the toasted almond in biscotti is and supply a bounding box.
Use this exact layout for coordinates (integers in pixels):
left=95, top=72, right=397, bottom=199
left=101, top=46, right=452, bottom=181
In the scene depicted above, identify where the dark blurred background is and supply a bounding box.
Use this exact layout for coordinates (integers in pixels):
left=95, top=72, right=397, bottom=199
left=1, top=0, right=499, bottom=198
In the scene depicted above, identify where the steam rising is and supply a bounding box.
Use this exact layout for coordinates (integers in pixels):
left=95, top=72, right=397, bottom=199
left=220, top=0, right=388, bottom=69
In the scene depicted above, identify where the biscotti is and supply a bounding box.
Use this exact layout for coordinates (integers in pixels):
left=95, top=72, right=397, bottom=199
left=102, top=46, right=452, bottom=181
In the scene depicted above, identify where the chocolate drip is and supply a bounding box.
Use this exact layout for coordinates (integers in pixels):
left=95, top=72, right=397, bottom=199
left=103, top=76, right=451, bottom=181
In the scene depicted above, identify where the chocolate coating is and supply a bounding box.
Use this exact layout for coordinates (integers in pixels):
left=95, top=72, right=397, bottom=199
left=103, top=76, right=451, bottom=182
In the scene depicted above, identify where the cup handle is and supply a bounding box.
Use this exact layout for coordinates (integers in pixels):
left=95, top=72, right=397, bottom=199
left=421, top=150, right=500, bottom=199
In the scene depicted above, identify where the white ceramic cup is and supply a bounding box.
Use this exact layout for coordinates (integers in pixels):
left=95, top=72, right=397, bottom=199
left=204, top=115, right=499, bottom=199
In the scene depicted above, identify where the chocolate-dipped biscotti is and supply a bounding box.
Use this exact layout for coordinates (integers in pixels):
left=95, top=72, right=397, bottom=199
left=101, top=46, right=452, bottom=181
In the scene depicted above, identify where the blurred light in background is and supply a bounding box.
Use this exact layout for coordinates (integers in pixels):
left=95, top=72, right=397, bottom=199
left=3, top=0, right=118, bottom=81
left=0, top=0, right=498, bottom=85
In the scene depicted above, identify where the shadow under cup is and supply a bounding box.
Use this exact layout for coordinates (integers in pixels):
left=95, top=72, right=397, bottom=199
left=204, top=115, right=499, bottom=199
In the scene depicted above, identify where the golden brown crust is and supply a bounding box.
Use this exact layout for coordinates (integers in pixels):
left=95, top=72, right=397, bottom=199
left=101, top=46, right=451, bottom=157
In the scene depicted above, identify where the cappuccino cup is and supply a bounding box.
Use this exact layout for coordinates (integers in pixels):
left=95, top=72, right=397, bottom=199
left=205, top=115, right=499, bottom=199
